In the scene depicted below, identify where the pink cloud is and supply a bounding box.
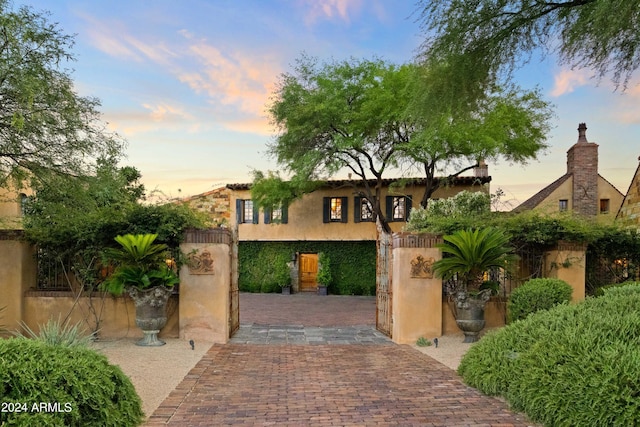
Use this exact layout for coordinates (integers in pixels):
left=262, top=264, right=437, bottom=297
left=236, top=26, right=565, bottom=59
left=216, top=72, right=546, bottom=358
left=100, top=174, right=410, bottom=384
left=177, top=42, right=279, bottom=117
left=302, top=0, right=364, bottom=25
left=550, top=69, right=590, bottom=97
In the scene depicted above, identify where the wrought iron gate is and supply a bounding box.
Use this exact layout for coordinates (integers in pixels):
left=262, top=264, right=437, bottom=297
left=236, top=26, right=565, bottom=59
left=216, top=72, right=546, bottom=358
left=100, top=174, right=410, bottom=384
left=229, top=227, right=240, bottom=337
left=376, top=231, right=392, bottom=337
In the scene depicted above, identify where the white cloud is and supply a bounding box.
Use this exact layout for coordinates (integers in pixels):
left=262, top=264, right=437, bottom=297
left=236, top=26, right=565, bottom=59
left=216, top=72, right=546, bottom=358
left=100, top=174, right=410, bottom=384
left=81, top=13, right=177, bottom=64
left=302, top=0, right=364, bottom=25
left=550, top=69, right=590, bottom=97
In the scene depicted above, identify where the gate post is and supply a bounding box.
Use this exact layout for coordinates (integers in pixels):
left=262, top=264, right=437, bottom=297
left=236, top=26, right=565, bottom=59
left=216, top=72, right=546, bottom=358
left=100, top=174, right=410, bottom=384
left=0, top=230, right=36, bottom=334
left=544, top=241, right=587, bottom=301
left=179, top=229, right=232, bottom=343
left=391, top=233, right=443, bottom=344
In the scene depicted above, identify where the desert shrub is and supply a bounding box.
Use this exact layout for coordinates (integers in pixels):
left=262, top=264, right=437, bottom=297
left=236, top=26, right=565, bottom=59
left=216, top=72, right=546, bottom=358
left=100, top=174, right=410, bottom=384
left=16, top=317, right=96, bottom=348
left=458, top=282, right=640, bottom=426
left=507, top=278, right=572, bottom=322
left=0, top=338, right=144, bottom=426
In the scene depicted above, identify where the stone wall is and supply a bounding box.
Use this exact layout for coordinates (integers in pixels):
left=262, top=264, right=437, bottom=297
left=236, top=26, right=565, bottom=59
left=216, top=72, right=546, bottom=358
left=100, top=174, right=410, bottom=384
left=567, top=123, right=599, bottom=217
left=183, top=186, right=232, bottom=227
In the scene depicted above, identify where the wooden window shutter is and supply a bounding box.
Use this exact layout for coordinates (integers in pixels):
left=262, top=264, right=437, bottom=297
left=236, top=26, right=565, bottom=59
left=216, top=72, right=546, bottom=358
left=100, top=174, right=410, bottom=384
left=322, top=197, right=330, bottom=223
left=236, top=199, right=243, bottom=224
left=264, top=207, right=271, bottom=224
left=405, top=196, right=413, bottom=221
left=354, top=196, right=361, bottom=223
left=252, top=204, right=259, bottom=224
left=385, top=196, right=393, bottom=221
left=340, top=196, right=348, bottom=223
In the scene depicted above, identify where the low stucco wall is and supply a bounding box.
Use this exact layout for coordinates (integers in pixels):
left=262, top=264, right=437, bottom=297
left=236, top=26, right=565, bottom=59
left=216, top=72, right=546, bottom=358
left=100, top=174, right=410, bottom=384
left=21, top=292, right=179, bottom=339
left=544, top=241, right=587, bottom=302
left=442, top=297, right=507, bottom=336
left=0, top=234, right=36, bottom=333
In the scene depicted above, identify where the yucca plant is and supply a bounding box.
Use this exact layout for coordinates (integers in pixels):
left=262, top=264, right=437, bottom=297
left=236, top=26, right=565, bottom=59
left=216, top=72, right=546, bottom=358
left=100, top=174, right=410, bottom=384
left=16, top=316, right=95, bottom=348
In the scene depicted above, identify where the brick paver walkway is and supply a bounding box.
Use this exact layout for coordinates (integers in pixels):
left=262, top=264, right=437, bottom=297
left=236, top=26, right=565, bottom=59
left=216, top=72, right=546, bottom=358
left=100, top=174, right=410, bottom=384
left=146, top=293, right=534, bottom=426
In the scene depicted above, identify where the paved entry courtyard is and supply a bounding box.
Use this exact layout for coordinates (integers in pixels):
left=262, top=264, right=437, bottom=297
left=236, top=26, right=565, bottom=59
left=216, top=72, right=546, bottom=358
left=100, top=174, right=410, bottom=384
left=145, top=293, right=534, bottom=426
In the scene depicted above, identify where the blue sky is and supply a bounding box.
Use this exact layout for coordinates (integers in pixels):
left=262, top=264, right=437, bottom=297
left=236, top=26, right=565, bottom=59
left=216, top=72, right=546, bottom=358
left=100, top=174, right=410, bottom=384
left=19, top=0, right=640, bottom=208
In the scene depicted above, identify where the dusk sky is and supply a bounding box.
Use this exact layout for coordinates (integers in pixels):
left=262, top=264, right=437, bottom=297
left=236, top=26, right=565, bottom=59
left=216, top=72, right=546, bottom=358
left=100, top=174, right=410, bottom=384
left=19, top=0, right=640, bottom=209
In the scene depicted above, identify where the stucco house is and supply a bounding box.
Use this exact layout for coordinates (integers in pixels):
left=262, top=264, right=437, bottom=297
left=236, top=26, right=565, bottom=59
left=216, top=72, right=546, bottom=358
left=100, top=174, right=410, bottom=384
left=513, top=123, right=624, bottom=222
left=184, top=169, right=491, bottom=293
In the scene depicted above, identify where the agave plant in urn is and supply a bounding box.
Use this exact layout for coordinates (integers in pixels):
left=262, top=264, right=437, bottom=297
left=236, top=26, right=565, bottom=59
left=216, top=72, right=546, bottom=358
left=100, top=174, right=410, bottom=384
left=101, top=233, right=179, bottom=346
left=433, top=228, right=518, bottom=343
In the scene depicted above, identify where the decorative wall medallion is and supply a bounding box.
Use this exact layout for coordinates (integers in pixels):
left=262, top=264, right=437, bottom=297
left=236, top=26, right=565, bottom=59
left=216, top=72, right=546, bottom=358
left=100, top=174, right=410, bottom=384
left=187, top=249, right=215, bottom=275
left=410, top=255, right=434, bottom=279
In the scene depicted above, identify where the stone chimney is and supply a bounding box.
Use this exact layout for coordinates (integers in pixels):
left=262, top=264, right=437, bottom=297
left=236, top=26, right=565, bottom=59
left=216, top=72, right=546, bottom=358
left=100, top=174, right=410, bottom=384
left=566, top=123, right=598, bottom=216
left=474, top=159, right=488, bottom=177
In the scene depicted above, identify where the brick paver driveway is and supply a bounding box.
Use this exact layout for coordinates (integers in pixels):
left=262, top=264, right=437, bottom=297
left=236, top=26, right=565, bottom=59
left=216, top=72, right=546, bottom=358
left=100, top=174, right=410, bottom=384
left=146, top=293, right=533, bottom=426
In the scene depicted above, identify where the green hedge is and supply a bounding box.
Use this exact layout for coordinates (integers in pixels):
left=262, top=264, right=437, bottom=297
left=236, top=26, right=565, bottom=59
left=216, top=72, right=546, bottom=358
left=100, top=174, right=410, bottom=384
left=458, top=283, right=640, bottom=426
left=0, top=338, right=144, bottom=426
left=507, top=278, right=572, bottom=322
left=239, top=241, right=376, bottom=295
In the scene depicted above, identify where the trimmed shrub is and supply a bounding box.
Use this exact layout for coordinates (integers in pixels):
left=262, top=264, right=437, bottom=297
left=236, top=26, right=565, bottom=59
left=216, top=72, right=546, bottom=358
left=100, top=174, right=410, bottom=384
left=458, top=283, right=640, bottom=426
left=0, top=338, right=144, bottom=426
left=507, top=278, right=572, bottom=322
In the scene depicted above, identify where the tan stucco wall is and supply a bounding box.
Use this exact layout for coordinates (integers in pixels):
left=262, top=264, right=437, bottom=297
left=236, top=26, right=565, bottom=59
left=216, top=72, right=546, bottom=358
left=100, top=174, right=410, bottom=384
left=531, top=176, right=574, bottom=214
left=596, top=176, right=624, bottom=223
left=442, top=298, right=507, bottom=335
left=544, top=242, right=586, bottom=302
left=0, top=237, right=36, bottom=333
left=0, top=188, right=30, bottom=229
left=21, top=293, right=179, bottom=339
left=235, top=183, right=487, bottom=241
left=391, top=246, right=442, bottom=344
left=179, top=242, right=231, bottom=344
left=529, top=175, right=622, bottom=223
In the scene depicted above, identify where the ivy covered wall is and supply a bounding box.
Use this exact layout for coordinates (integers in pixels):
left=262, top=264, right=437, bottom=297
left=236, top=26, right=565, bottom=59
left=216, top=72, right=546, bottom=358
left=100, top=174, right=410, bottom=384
left=238, top=241, right=376, bottom=295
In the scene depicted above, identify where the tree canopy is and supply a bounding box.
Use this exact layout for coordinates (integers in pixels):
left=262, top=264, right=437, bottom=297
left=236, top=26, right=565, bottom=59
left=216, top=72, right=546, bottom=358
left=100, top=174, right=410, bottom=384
left=416, top=0, right=640, bottom=89
left=258, top=54, right=552, bottom=221
left=403, top=64, right=552, bottom=206
left=261, top=56, right=413, bottom=233
left=0, top=1, right=124, bottom=187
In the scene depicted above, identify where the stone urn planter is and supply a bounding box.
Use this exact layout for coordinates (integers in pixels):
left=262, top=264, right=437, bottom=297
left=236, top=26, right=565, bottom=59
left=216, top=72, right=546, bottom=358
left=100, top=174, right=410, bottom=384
left=454, top=290, right=491, bottom=343
left=128, top=286, right=173, bottom=346
left=100, top=234, right=180, bottom=347
left=432, top=228, right=518, bottom=343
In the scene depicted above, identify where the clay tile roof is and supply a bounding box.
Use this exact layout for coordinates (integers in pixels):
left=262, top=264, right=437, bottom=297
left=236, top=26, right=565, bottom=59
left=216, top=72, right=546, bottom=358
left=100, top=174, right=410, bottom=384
left=225, top=175, right=492, bottom=191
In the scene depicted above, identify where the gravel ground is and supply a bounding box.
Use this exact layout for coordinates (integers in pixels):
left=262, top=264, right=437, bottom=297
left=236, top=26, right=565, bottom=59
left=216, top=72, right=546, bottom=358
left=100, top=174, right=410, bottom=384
left=91, top=338, right=214, bottom=420
left=411, top=333, right=473, bottom=371
left=93, top=334, right=471, bottom=421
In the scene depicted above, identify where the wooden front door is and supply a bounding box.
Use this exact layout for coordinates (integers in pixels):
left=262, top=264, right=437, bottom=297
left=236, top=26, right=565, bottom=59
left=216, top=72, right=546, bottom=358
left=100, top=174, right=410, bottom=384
left=299, top=253, right=318, bottom=292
